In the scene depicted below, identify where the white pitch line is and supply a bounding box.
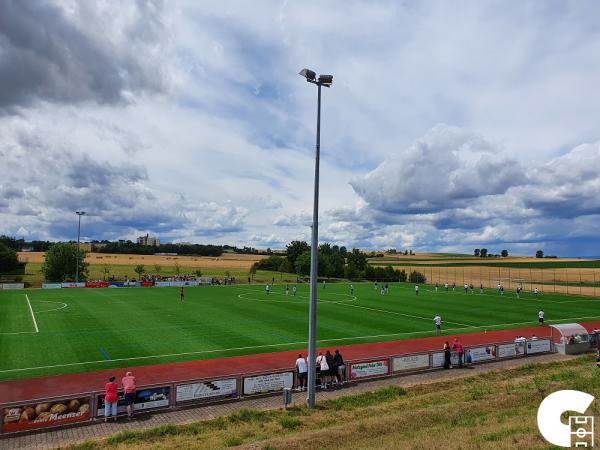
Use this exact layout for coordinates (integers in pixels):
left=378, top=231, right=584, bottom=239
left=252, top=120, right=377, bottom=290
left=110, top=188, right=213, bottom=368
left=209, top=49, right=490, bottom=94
left=34, top=301, right=69, bottom=313
left=2, top=315, right=600, bottom=374
left=333, top=302, right=474, bottom=327
left=25, top=294, right=39, bottom=333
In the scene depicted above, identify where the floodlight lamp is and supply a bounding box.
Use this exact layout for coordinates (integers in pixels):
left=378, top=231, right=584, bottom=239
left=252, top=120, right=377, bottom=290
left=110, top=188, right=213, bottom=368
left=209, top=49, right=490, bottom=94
left=299, top=68, right=316, bottom=81
left=318, top=74, right=333, bottom=85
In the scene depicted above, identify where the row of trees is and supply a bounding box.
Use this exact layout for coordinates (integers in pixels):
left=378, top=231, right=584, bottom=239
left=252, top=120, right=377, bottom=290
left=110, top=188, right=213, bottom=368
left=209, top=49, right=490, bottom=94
left=96, top=241, right=223, bottom=257
left=250, top=240, right=423, bottom=282
left=474, top=248, right=509, bottom=257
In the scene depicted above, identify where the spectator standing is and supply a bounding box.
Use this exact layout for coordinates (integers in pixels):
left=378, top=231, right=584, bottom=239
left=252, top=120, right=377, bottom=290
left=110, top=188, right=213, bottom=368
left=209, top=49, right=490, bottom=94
left=121, top=371, right=136, bottom=419
left=295, top=354, right=307, bottom=391
left=316, top=352, right=330, bottom=389
left=333, top=350, right=346, bottom=385
left=104, top=376, right=118, bottom=422
left=443, top=341, right=451, bottom=369
left=452, top=338, right=464, bottom=368
left=325, top=351, right=335, bottom=387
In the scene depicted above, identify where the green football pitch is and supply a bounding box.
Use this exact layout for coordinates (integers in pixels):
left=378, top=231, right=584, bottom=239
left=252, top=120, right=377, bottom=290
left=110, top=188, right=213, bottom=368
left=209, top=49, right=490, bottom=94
left=1, top=283, right=599, bottom=381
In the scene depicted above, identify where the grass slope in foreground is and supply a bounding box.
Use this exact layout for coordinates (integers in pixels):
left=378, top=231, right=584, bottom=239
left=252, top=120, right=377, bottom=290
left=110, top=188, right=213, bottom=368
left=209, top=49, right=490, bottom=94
left=1, top=283, right=599, bottom=380
left=70, top=355, right=600, bottom=450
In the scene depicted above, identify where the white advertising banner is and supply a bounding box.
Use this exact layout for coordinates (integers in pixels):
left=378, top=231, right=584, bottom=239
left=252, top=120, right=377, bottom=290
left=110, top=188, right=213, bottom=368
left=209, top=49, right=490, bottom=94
left=497, top=343, right=521, bottom=359
left=176, top=378, right=238, bottom=403
left=1, top=283, right=25, bottom=289
left=466, top=345, right=496, bottom=363
left=154, top=281, right=171, bottom=287
left=349, top=360, right=390, bottom=379
left=392, top=354, right=430, bottom=372
left=243, top=372, right=293, bottom=395
left=61, top=282, right=85, bottom=288
left=526, top=339, right=551, bottom=354
left=42, top=283, right=62, bottom=289
left=432, top=351, right=460, bottom=368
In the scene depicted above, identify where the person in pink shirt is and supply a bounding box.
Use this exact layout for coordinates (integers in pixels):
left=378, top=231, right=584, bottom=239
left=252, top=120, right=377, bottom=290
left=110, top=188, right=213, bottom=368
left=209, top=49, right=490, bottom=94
left=104, top=376, right=118, bottom=422
left=452, top=338, right=464, bottom=368
left=121, top=371, right=137, bottom=419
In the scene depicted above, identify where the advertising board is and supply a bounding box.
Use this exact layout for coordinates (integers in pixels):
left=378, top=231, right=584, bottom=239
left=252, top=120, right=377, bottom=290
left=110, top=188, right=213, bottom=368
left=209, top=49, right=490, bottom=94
left=526, top=339, right=552, bottom=354
left=85, top=281, right=109, bottom=288
left=431, top=351, right=460, bottom=368
left=349, top=360, right=390, bottom=379
left=466, top=345, right=496, bottom=363
left=42, top=283, right=62, bottom=289
left=140, top=281, right=155, bottom=287
left=154, top=281, right=171, bottom=287
left=392, top=354, right=430, bottom=373
left=2, top=397, right=91, bottom=433
left=496, top=343, right=521, bottom=359
left=96, top=386, right=170, bottom=416
left=1, top=283, right=25, bottom=290
left=176, top=378, right=238, bottom=404
left=243, top=372, right=293, bottom=395
left=61, top=282, right=85, bottom=288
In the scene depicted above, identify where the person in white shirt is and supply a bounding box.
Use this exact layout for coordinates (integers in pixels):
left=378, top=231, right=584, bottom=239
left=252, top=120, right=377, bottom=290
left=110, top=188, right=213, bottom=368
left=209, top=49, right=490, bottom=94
left=415, top=285, right=419, bottom=296
left=316, top=352, right=330, bottom=388
left=444, top=282, right=449, bottom=291
left=292, top=285, right=297, bottom=296
left=538, top=309, right=544, bottom=326
left=265, top=284, right=270, bottom=295
left=534, top=287, right=539, bottom=296
left=434, top=314, right=442, bottom=334
left=295, top=354, right=308, bottom=391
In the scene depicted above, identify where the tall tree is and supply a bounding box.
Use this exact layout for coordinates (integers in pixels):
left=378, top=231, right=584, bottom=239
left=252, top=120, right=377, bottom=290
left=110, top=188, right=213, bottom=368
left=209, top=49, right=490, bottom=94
left=286, top=241, right=310, bottom=271
left=346, top=248, right=367, bottom=271
left=480, top=248, right=488, bottom=258
left=501, top=249, right=508, bottom=257
left=474, top=248, right=480, bottom=257
left=42, top=243, right=88, bottom=282
left=0, top=243, right=19, bottom=273
left=535, top=250, right=544, bottom=258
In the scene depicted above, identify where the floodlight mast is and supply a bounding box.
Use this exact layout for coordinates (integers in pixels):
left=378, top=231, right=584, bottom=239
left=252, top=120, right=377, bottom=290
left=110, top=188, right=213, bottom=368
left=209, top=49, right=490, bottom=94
left=75, top=211, right=86, bottom=283
left=298, top=68, right=333, bottom=409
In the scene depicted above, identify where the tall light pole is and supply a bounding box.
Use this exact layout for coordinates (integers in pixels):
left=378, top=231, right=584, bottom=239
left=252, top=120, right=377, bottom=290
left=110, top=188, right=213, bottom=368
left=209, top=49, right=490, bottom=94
left=75, top=211, right=86, bottom=283
left=299, top=68, right=333, bottom=409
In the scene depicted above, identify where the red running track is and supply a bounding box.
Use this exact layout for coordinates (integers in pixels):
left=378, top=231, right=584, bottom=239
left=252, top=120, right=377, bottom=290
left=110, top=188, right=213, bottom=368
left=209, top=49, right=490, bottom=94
left=2, top=321, right=599, bottom=404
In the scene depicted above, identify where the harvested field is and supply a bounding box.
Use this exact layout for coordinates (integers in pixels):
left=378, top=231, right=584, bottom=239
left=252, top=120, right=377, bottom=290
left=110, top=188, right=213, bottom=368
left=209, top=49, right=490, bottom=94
left=18, top=252, right=265, bottom=269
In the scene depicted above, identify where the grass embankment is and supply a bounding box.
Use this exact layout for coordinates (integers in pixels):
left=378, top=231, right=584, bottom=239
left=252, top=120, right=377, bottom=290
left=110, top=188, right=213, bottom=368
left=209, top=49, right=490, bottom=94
left=70, top=355, right=600, bottom=449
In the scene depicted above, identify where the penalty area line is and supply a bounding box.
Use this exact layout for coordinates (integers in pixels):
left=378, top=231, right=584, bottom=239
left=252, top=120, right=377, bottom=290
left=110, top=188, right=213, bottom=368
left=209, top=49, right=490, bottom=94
left=25, top=294, right=39, bottom=333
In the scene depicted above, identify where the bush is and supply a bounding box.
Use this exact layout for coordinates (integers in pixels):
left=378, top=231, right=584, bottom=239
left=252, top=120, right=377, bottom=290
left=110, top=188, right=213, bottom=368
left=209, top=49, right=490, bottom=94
left=409, top=270, right=426, bottom=284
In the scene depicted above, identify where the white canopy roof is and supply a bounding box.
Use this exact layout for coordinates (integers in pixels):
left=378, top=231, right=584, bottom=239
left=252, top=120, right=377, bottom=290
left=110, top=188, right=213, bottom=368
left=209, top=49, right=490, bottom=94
left=549, top=323, right=589, bottom=337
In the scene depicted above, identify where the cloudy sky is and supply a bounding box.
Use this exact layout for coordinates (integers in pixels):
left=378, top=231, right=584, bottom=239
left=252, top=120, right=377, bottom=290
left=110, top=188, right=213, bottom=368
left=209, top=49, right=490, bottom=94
left=1, top=1, right=600, bottom=256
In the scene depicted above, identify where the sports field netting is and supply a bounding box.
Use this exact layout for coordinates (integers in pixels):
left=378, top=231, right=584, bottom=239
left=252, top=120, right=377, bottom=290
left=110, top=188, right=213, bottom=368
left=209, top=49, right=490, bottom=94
left=1, top=283, right=599, bottom=381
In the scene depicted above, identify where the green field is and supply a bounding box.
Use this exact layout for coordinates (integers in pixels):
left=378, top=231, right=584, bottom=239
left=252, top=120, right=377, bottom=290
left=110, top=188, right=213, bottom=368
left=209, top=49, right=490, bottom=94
left=1, top=283, right=599, bottom=381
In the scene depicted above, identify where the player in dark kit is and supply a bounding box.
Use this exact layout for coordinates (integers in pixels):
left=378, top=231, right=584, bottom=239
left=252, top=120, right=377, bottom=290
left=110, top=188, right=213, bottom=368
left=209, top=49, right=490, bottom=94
left=180, top=286, right=184, bottom=302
